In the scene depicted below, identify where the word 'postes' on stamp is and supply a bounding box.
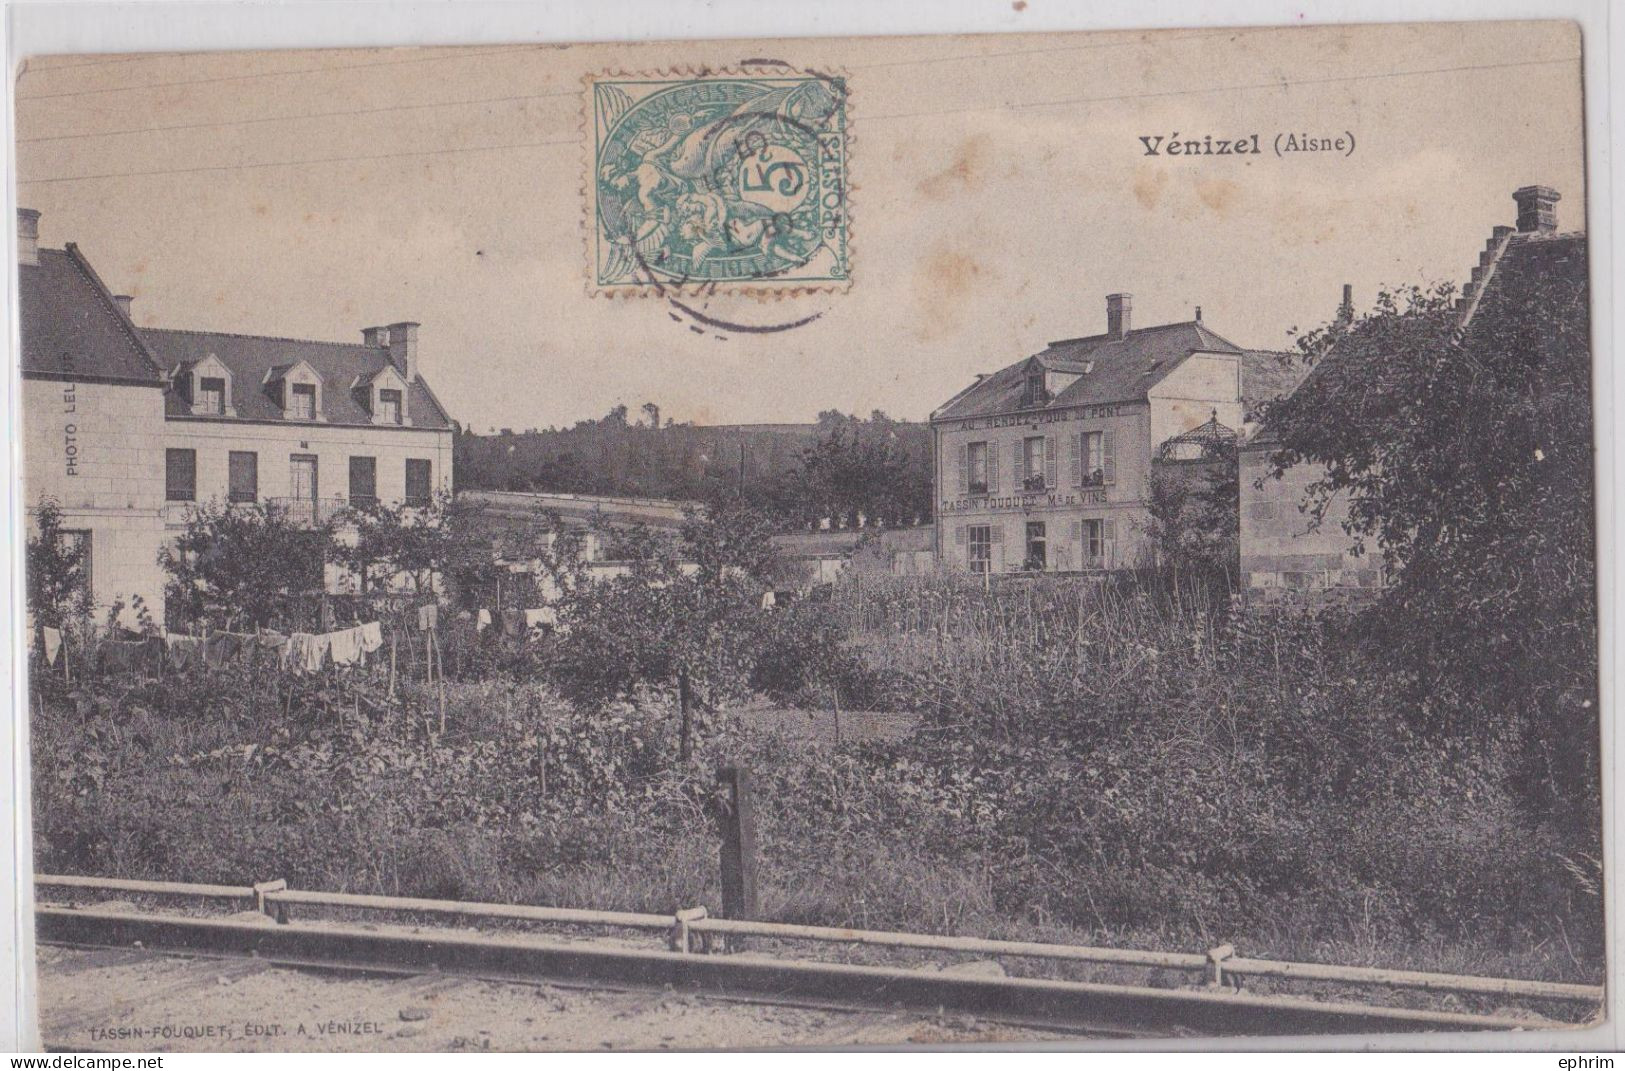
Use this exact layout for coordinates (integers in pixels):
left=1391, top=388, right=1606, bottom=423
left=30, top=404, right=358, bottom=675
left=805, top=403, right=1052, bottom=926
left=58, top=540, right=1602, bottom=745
left=588, top=70, right=849, bottom=295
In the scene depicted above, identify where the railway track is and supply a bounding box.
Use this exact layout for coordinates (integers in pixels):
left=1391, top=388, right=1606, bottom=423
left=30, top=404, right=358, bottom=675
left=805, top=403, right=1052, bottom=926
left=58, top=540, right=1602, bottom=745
left=31, top=875, right=1603, bottom=1048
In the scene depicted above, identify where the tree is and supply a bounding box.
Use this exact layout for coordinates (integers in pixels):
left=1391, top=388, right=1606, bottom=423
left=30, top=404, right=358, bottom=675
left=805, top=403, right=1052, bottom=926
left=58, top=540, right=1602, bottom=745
left=337, top=491, right=491, bottom=601
left=793, top=411, right=932, bottom=529
left=159, top=500, right=335, bottom=630
left=1142, top=454, right=1240, bottom=581
left=26, top=499, right=93, bottom=632
left=549, top=504, right=781, bottom=759
left=1261, top=270, right=1595, bottom=827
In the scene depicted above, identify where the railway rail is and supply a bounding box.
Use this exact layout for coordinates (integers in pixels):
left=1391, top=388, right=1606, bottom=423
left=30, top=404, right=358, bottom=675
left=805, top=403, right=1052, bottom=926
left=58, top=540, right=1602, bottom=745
left=33, top=874, right=1603, bottom=1043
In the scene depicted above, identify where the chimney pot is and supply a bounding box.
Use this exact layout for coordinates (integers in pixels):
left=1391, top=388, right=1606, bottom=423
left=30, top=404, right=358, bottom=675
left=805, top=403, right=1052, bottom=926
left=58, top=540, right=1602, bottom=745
left=1512, top=185, right=1560, bottom=234
left=1106, top=293, right=1132, bottom=340
left=18, top=208, right=40, bottom=267
left=385, top=321, right=420, bottom=383
left=1194, top=305, right=1202, bottom=322
left=113, top=294, right=133, bottom=318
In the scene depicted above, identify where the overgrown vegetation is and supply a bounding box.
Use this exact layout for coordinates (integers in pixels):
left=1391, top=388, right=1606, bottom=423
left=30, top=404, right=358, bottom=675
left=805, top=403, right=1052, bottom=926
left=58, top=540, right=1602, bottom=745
left=1264, top=276, right=1598, bottom=837
left=31, top=565, right=1602, bottom=987
left=27, top=269, right=1601, bottom=993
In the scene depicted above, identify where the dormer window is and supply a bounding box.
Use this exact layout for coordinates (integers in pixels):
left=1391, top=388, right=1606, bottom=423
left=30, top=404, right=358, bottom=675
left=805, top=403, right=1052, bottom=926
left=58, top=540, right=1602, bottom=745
left=198, top=377, right=226, bottom=415
left=378, top=388, right=402, bottom=425
left=181, top=353, right=235, bottom=417
left=356, top=365, right=410, bottom=426
left=289, top=383, right=316, bottom=420
left=265, top=359, right=323, bottom=422
left=1026, top=371, right=1049, bottom=407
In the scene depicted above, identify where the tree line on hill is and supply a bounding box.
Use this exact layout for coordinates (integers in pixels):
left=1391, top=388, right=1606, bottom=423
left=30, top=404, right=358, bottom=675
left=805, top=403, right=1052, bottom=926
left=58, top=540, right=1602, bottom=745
left=453, top=407, right=934, bottom=529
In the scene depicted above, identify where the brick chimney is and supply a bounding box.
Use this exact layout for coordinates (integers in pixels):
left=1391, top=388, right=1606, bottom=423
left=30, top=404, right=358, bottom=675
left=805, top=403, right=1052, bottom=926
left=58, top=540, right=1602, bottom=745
left=1513, top=185, right=1560, bottom=234
left=1106, top=293, right=1132, bottom=340
left=18, top=208, right=40, bottom=267
left=112, top=294, right=133, bottom=318
left=385, top=321, right=420, bottom=382
left=361, top=325, right=391, bottom=348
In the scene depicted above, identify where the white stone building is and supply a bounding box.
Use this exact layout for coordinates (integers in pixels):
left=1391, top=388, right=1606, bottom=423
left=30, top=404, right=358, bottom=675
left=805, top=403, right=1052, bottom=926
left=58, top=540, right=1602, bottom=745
left=931, top=293, right=1286, bottom=574
left=18, top=209, right=457, bottom=626
left=19, top=210, right=170, bottom=626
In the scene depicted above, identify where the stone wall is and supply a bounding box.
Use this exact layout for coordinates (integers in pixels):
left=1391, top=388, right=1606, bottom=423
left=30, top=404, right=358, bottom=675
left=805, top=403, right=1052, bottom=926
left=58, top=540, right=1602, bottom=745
left=161, top=418, right=454, bottom=525
left=20, top=377, right=169, bottom=626
left=1239, top=442, right=1384, bottom=595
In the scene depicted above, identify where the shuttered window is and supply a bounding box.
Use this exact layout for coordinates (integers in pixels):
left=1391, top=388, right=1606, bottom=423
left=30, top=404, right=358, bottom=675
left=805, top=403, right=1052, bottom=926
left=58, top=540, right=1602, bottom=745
left=228, top=451, right=257, bottom=503
left=165, top=448, right=196, bottom=502
left=288, top=383, right=316, bottom=420
left=968, top=525, right=993, bottom=574
left=349, top=455, right=378, bottom=507
left=966, top=441, right=989, bottom=494
left=1084, top=431, right=1105, bottom=486
left=405, top=458, right=432, bottom=506
left=198, top=377, right=226, bottom=415
left=1024, top=522, right=1047, bottom=572
left=1021, top=436, right=1046, bottom=491
left=1102, top=428, right=1116, bottom=484
left=378, top=389, right=402, bottom=425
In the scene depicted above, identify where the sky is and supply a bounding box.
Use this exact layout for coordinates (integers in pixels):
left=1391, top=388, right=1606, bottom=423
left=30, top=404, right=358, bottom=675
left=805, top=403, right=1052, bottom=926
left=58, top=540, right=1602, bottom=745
left=14, top=20, right=1586, bottom=430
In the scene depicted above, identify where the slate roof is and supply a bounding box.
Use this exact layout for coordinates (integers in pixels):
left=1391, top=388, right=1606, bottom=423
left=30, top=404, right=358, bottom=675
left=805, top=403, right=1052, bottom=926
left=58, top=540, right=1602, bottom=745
left=1243, top=227, right=1587, bottom=448
left=1239, top=348, right=1307, bottom=420
left=141, top=327, right=454, bottom=429
left=19, top=245, right=164, bottom=385
left=1473, top=230, right=1587, bottom=319
left=933, top=320, right=1245, bottom=422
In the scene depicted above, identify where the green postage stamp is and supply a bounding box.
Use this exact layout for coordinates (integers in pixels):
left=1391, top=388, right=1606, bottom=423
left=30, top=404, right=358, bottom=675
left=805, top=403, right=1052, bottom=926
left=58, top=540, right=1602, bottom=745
left=587, top=69, right=850, bottom=295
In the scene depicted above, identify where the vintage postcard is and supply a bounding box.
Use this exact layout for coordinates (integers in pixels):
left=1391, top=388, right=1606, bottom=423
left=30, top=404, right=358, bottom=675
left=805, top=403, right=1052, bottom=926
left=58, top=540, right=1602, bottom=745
left=12, top=18, right=1602, bottom=1052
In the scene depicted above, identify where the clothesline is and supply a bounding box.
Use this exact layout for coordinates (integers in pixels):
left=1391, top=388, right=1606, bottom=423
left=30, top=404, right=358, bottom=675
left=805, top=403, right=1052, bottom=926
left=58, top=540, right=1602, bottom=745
left=142, top=620, right=386, bottom=674
left=475, top=606, right=559, bottom=635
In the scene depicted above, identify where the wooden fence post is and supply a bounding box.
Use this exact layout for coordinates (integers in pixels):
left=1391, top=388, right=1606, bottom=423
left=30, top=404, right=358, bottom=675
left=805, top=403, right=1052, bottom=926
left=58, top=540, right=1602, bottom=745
left=716, top=765, right=759, bottom=950
left=678, top=670, right=693, bottom=763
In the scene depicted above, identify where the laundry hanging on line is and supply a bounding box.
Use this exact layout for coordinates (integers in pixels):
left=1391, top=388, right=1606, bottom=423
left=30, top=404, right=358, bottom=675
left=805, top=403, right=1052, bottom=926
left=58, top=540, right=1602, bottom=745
left=41, top=626, right=63, bottom=666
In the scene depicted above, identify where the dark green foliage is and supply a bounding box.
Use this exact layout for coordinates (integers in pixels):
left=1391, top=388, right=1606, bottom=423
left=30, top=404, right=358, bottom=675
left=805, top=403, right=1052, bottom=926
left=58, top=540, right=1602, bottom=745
left=26, top=499, right=93, bottom=631
left=336, top=490, right=502, bottom=602
left=453, top=407, right=933, bottom=531
left=546, top=505, right=783, bottom=713
left=157, top=499, right=334, bottom=631
left=1143, top=455, right=1240, bottom=581
left=1262, top=274, right=1598, bottom=836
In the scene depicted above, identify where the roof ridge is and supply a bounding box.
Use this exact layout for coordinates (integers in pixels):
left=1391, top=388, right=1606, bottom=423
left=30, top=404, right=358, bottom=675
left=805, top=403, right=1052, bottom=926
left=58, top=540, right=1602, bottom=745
left=60, top=244, right=165, bottom=381
left=1046, top=319, right=1209, bottom=348
left=142, top=325, right=383, bottom=351
left=1191, top=322, right=1245, bottom=352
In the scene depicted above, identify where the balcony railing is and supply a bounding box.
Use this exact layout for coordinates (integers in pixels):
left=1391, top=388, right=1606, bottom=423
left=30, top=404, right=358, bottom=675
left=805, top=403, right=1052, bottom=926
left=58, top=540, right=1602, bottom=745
left=266, top=497, right=352, bottom=525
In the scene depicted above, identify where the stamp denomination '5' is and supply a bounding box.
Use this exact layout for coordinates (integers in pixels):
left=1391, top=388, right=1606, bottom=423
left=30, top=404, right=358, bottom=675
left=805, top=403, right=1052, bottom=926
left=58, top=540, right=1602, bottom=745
left=587, top=70, right=850, bottom=295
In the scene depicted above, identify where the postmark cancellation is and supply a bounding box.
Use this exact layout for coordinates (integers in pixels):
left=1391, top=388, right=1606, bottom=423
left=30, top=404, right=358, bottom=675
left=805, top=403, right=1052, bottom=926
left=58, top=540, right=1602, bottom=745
left=585, top=68, right=850, bottom=296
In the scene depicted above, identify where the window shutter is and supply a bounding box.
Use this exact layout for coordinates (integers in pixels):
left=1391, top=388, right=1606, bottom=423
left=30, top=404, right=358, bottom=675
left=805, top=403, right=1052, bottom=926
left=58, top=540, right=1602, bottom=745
left=987, top=442, right=999, bottom=494
left=955, top=524, right=967, bottom=546
left=1103, top=518, right=1117, bottom=567
left=1069, top=432, right=1082, bottom=486
left=1070, top=519, right=1083, bottom=545
left=1044, top=436, right=1058, bottom=490
left=1102, top=427, right=1116, bottom=484
left=1013, top=442, right=1024, bottom=492
left=956, top=444, right=968, bottom=494
left=991, top=523, right=1005, bottom=571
